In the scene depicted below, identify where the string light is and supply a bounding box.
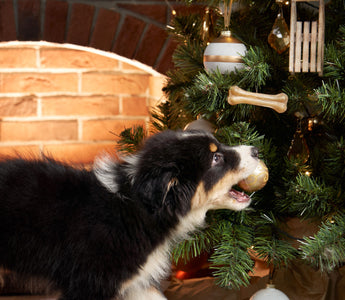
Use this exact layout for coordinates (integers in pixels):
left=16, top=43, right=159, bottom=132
left=165, top=0, right=177, bottom=16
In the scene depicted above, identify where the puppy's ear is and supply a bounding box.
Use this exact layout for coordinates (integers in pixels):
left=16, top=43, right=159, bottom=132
left=133, top=165, right=191, bottom=217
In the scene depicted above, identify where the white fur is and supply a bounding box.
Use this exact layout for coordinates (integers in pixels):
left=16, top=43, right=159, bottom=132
left=122, top=154, right=140, bottom=185
left=94, top=154, right=118, bottom=193
left=122, top=286, right=166, bottom=300
left=94, top=154, right=140, bottom=193
left=235, top=145, right=259, bottom=178
left=119, top=207, right=207, bottom=300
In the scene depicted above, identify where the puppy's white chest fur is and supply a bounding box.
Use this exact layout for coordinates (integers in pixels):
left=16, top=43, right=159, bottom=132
left=119, top=208, right=207, bottom=299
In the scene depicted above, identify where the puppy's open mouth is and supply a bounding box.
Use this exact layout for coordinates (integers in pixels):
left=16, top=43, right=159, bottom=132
left=229, top=188, right=251, bottom=203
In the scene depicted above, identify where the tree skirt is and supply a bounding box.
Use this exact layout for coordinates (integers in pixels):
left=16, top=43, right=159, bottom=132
left=1, top=261, right=345, bottom=299
left=164, top=261, right=345, bottom=300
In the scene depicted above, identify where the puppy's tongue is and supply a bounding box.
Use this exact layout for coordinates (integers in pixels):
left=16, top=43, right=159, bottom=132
left=229, top=189, right=251, bottom=203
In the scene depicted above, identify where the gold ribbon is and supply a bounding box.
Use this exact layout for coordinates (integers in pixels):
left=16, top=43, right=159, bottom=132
left=203, top=55, right=244, bottom=63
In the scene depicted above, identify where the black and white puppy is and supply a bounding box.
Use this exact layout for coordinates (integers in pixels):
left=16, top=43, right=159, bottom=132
left=0, top=130, right=259, bottom=300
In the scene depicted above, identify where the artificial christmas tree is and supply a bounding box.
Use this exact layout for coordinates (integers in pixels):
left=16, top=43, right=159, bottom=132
left=118, top=0, right=345, bottom=298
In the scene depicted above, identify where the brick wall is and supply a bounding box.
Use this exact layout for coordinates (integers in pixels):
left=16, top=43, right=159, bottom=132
left=0, top=41, right=166, bottom=164
left=0, top=0, right=203, bottom=74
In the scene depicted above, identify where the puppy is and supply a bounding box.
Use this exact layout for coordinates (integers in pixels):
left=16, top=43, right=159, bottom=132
left=0, top=130, right=259, bottom=300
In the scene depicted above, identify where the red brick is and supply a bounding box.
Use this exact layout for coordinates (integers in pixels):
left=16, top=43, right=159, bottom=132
left=42, top=96, right=120, bottom=116
left=90, top=8, right=120, bottom=51
left=42, top=143, right=117, bottom=164
left=1, top=73, right=79, bottom=93
left=82, top=119, right=146, bottom=141
left=117, top=4, right=167, bottom=24
left=0, top=48, right=37, bottom=68
left=134, top=25, right=167, bottom=67
left=18, top=0, right=41, bottom=40
left=0, top=145, right=40, bottom=160
left=66, top=3, right=95, bottom=46
left=81, top=73, right=149, bottom=95
left=0, top=96, right=37, bottom=117
left=43, top=0, right=69, bottom=43
left=0, top=120, right=78, bottom=142
left=40, top=47, right=119, bottom=69
left=112, top=16, right=146, bottom=59
left=156, top=38, right=178, bottom=74
left=122, top=96, right=148, bottom=116
left=173, top=4, right=204, bottom=16
left=0, top=1, right=16, bottom=41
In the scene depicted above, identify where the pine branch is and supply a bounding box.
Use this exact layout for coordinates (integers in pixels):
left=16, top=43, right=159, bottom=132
left=216, top=122, right=264, bottom=147
left=163, top=69, right=192, bottom=102
left=184, top=70, right=233, bottom=116
left=237, top=46, right=272, bottom=92
left=323, top=136, right=345, bottom=186
left=253, top=213, right=298, bottom=268
left=300, top=213, right=345, bottom=272
left=283, top=74, right=322, bottom=116
left=337, top=25, right=345, bottom=48
left=183, top=70, right=258, bottom=121
left=172, top=225, right=219, bottom=264
left=172, top=40, right=205, bottom=76
left=116, top=126, right=146, bottom=154
left=209, top=218, right=254, bottom=289
left=281, top=174, right=340, bottom=218
left=324, top=43, right=345, bottom=80
left=150, top=101, right=192, bottom=131
left=168, top=14, right=205, bottom=43
left=317, top=80, right=345, bottom=124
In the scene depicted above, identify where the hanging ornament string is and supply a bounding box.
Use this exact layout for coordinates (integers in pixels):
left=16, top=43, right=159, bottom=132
left=223, top=0, right=234, bottom=30
left=250, top=266, right=289, bottom=300
left=203, top=0, right=247, bottom=73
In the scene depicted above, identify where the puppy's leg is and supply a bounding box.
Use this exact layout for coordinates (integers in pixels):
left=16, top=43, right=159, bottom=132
left=123, top=286, right=166, bottom=300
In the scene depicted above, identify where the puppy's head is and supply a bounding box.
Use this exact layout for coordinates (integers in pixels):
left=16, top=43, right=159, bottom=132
left=131, top=130, right=259, bottom=216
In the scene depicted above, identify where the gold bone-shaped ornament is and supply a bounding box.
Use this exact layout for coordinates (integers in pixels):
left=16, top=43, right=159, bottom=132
left=228, top=86, right=288, bottom=113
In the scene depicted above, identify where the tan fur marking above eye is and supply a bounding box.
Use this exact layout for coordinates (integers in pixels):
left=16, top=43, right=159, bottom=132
left=209, top=143, right=218, bottom=153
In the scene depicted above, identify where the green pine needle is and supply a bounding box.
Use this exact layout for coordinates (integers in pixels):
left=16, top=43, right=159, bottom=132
left=282, top=174, right=338, bottom=218
left=317, top=80, right=345, bottom=123
left=238, top=46, right=272, bottom=91
left=300, top=214, right=345, bottom=272
left=209, top=220, right=254, bottom=289
left=116, top=126, right=146, bottom=154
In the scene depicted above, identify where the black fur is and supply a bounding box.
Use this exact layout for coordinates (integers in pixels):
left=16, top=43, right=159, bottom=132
left=0, top=130, right=253, bottom=300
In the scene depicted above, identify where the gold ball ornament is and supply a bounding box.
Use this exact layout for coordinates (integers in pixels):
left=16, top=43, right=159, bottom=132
left=238, top=160, right=269, bottom=192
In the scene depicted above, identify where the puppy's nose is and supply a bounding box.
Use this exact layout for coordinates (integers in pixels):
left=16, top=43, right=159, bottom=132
left=251, top=147, right=259, bottom=158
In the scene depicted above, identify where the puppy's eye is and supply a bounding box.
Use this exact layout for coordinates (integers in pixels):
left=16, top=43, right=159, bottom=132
left=212, top=153, right=224, bottom=167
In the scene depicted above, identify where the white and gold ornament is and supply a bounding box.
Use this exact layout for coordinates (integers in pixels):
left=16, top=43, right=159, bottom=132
left=250, top=284, right=289, bottom=300
left=203, top=0, right=246, bottom=73
left=203, top=30, right=247, bottom=73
